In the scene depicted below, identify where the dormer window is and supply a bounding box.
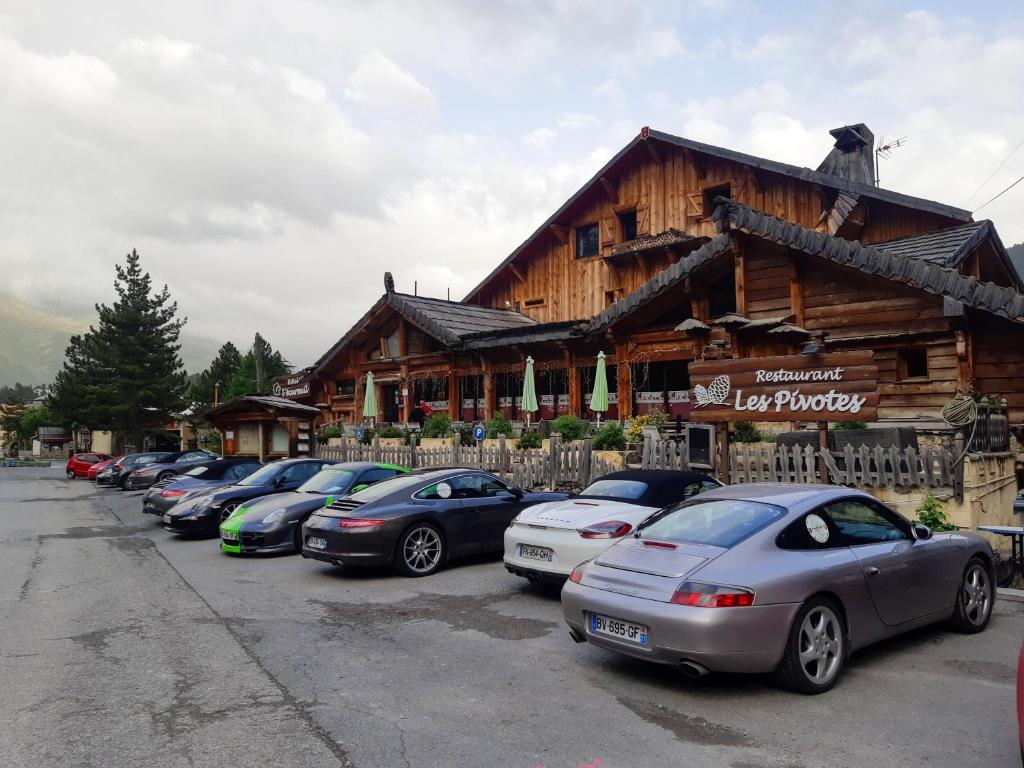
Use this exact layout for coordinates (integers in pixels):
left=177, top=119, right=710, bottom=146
left=575, top=223, right=599, bottom=258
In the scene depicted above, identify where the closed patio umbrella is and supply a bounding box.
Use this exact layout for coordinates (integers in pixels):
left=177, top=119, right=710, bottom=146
left=590, top=351, right=609, bottom=428
left=362, top=371, right=378, bottom=427
left=521, top=356, right=538, bottom=430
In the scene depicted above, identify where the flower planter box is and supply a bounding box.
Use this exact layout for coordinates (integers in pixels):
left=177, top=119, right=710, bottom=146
left=420, top=437, right=456, bottom=450
left=378, top=437, right=405, bottom=448
left=592, top=450, right=628, bottom=471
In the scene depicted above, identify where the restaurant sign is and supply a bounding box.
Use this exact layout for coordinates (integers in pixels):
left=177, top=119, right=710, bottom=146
left=688, top=351, right=878, bottom=422
left=272, top=373, right=311, bottom=399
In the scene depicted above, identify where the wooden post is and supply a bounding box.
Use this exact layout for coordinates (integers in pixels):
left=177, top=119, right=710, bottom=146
left=565, top=346, right=581, bottom=417
left=953, top=432, right=965, bottom=502
left=717, top=422, right=730, bottom=483
left=732, top=233, right=746, bottom=316
left=448, top=355, right=459, bottom=420
left=257, top=422, right=266, bottom=463
left=817, top=421, right=829, bottom=484
left=482, top=358, right=496, bottom=420
left=789, top=260, right=804, bottom=326
left=614, top=343, right=632, bottom=420
left=548, top=433, right=561, bottom=488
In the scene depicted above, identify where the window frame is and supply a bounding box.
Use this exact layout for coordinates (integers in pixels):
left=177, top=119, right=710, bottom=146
left=897, top=347, right=929, bottom=381
left=617, top=209, right=638, bottom=242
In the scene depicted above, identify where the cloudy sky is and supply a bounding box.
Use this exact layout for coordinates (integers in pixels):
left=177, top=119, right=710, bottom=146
left=2, top=0, right=1023, bottom=371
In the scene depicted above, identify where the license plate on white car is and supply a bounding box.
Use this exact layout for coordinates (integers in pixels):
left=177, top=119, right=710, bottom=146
left=307, top=536, right=328, bottom=550
left=519, top=544, right=553, bottom=562
left=590, top=613, right=648, bottom=645
left=221, top=530, right=238, bottom=541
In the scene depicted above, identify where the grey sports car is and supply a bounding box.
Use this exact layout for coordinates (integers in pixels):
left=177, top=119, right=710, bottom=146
left=562, top=484, right=995, bottom=694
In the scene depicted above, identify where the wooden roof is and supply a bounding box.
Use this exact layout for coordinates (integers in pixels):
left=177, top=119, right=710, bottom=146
left=205, top=395, right=321, bottom=420
left=463, top=126, right=973, bottom=303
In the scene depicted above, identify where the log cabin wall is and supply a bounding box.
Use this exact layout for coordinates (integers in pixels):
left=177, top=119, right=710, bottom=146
left=972, top=314, right=1024, bottom=422
left=471, top=140, right=966, bottom=324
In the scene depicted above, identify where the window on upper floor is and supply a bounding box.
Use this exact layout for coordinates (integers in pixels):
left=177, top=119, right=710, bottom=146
left=898, top=348, right=929, bottom=380
left=335, top=379, right=355, bottom=397
left=575, top=223, right=599, bottom=258
left=702, top=183, right=732, bottom=218
left=618, top=210, right=638, bottom=242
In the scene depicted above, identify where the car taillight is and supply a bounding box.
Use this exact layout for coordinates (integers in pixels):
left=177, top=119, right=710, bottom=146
left=670, top=581, right=755, bottom=608
left=161, top=489, right=186, bottom=498
left=569, top=564, right=586, bottom=583
left=338, top=518, right=387, bottom=528
left=578, top=521, right=633, bottom=539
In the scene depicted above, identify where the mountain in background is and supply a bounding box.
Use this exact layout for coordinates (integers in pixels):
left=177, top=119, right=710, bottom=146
left=0, top=293, right=222, bottom=388
left=1008, top=243, right=1024, bottom=279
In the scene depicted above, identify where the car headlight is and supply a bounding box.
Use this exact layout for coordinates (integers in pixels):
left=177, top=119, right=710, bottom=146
left=261, top=508, right=287, bottom=525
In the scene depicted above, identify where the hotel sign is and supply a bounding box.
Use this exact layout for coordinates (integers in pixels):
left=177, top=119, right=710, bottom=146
left=272, top=373, right=312, bottom=399
left=688, top=351, right=878, bottom=422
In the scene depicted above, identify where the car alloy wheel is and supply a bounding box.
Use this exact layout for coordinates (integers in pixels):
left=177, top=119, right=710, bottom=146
left=219, top=503, right=238, bottom=523
left=952, top=558, right=993, bottom=633
left=397, top=524, right=444, bottom=577
left=66, top=469, right=76, bottom=479
left=773, top=597, right=845, bottom=694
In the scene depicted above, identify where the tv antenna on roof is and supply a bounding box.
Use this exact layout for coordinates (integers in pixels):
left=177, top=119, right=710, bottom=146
left=874, top=133, right=908, bottom=187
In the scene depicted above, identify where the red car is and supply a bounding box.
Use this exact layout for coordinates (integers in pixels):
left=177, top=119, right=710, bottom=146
left=65, top=452, right=111, bottom=479
left=88, top=455, right=121, bottom=481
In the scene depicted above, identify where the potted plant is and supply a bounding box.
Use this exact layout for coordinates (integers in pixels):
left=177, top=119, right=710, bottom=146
left=420, top=413, right=456, bottom=449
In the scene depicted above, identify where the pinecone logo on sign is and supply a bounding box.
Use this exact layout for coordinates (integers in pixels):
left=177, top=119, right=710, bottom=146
left=693, top=375, right=730, bottom=407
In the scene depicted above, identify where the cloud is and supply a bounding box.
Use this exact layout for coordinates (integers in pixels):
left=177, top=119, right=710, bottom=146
left=343, top=50, right=436, bottom=116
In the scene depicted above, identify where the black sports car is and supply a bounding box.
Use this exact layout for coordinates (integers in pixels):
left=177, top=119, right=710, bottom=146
left=142, top=458, right=263, bottom=517
left=163, top=458, right=335, bottom=535
left=98, top=451, right=178, bottom=488
left=300, top=468, right=568, bottom=576
left=219, top=462, right=409, bottom=555
left=122, top=449, right=221, bottom=490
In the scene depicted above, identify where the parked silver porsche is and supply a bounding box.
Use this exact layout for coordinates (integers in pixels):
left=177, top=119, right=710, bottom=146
left=562, top=484, right=995, bottom=694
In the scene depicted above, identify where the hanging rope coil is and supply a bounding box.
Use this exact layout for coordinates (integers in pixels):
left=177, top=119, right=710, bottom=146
left=941, top=395, right=978, bottom=464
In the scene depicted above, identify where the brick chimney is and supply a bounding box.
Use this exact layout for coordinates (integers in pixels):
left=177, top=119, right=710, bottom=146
left=816, top=124, right=875, bottom=186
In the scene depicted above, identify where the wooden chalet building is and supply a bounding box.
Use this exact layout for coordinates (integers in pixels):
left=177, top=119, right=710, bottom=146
left=299, top=123, right=1024, bottom=429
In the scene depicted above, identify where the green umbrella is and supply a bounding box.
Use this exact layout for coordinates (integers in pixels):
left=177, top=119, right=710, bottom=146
left=521, top=356, right=538, bottom=430
left=590, top=351, right=609, bottom=428
left=362, top=371, right=378, bottom=425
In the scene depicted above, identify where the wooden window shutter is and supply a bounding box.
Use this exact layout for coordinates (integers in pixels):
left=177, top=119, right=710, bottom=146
left=636, top=206, right=651, bottom=236
left=600, top=217, right=615, bottom=247
left=686, top=193, right=703, bottom=219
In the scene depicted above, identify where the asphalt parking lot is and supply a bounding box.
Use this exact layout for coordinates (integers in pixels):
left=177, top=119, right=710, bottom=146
left=1, top=468, right=1021, bottom=768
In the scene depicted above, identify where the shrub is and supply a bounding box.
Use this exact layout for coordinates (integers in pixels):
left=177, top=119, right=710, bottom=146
left=516, top=431, right=543, bottom=450
left=915, top=492, right=956, bottom=531
left=551, top=415, right=589, bottom=442
left=592, top=422, right=626, bottom=451
left=323, top=426, right=342, bottom=439
left=358, top=427, right=375, bottom=445
left=625, top=408, right=668, bottom=443
left=423, top=412, right=454, bottom=438
left=378, top=425, right=405, bottom=439
left=485, top=412, right=514, bottom=438
left=833, top=421, right=868, bottom=431
left=731, top=421, right=763, bottom=443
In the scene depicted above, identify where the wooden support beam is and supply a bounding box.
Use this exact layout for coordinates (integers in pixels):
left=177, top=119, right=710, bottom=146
left=789, top=260, right=804, bottom=326
left=448, top=355, right=459, bottom=419
left=481, top=357, right=496, bottom=419
left=614, top=341, right=633, bottom=420
left=732, top=233, right=746, bottom=316
left=645, top=139, right=660, bottom=163
left=633, top=252, right=650, bottom=280
left=682, top=148, right=707, bottom=180
left=564, top=345, right=581, bottom=417
left=507, top=263, right=526, bottom=283
left=549, top=225, right=569, bottom=245
left=599, top=176, right=618, bottom=203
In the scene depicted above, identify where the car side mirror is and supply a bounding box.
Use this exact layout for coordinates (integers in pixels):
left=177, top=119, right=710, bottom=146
left=511, top=486, right=524, bottom=499
left=912, top=523, right=933, bottom=540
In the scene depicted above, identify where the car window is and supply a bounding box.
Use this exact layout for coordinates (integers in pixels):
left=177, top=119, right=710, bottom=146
left=280, top=462, right=320, bottom=484
left=80, top=455, right=99, bottom=464
left=580, top=479, right=648, bottom=499
left=639, top=498, right=786, bottom=548
left=176, top=451, right=208, bottom=463
left=350, top=473, right=425, bottom=502
left=776, top=512, right=846, bottom=551
left=136, top=455, right=163, bottom=466
left=299, top=468, right=356, bottom=493
left=185, top=466, right=210, bottom=478
left=681, top=479, right=719, bottom=498
left=479, top=475, right=515, bottom=498
left=236, top=463, right=284, bottom=486
left=359, top=467, right=400, bottom=485
left=822, top=499, right=908, bottom=545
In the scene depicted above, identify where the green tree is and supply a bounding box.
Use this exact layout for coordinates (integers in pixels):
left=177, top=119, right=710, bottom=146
left=222, top=333, right=290, bottom=400
left=49, top=249, right=187, bottom=446
left=190, top=341, right=242, bottom=410
left=0, top=383, right=37, bottom=404
left=20, top=405, right=55, bottom=437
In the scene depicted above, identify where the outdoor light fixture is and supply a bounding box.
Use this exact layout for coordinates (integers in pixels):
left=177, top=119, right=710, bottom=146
left=802, top=332, right=828, bottom=355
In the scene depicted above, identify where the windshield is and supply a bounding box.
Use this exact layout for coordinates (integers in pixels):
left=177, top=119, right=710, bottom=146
left=348, top=474, right=425, bottom=503
left=236, top=463, right=281, bottom=487
left=299, top=468, right=356, bottom=494
left=639, top=498, right=786, bottom=548
left=184, top=466, right=210, bottom=477
left=580, top=479, right=648, bottom=500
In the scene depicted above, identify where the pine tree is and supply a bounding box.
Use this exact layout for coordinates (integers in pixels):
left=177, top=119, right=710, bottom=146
left=49, top=250, right=187, bottom=446
left=190, top=342, right=242, bottom=410
left=223, top=333, right=290, bottom=401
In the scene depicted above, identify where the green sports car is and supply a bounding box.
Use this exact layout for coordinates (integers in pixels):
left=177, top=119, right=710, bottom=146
left=219, top=462, right=408, bottom=555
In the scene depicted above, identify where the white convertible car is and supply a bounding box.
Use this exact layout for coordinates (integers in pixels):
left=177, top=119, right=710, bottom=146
left=503, top=469, right=721, bottom=584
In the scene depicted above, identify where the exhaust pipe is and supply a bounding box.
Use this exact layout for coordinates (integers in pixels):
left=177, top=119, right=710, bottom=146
left=568, top=627, right=586, bottom=644
left=677, top=660, right=709, bottom=678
